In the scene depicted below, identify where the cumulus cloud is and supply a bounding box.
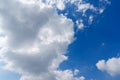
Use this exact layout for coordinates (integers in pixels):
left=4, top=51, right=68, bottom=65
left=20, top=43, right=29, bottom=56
left=0, top=0, right=110, bottom=80
left=18, top=0, right=110, bottom=29
left=0, top=0, right=85, bottom=80
left=96, top=57, right=120, bottom=76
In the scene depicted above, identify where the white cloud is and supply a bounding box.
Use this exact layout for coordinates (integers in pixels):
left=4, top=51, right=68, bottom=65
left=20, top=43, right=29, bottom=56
left=96, top=57, right=120, bottom=76
left=17, top=0, right=110, bottom=29
left=0, top=0, right=84, bottom=80
left=77, top=3, right=96, bottom=14
left=88, top=15, right=94, bottom=24
left=76, top=20, right=84, bottom=29
left=0, top=0, right=110, bottom=80
left=54, top=70, right=85, bottom=80
left=19, top=70, right=85, bottom=80
left=55, top=0, right=65, bottom=10
left=74, top=69, right=80, bottom=76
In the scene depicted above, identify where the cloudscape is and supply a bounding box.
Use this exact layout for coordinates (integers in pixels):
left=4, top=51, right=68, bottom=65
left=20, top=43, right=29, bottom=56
left=0, top=0, right=120, bottom=80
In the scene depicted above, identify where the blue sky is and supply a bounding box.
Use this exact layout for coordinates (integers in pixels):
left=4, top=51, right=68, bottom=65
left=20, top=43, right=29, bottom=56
left=60, top=0, right=120, bottom=80
left=0, top=0, right=120, bottom=80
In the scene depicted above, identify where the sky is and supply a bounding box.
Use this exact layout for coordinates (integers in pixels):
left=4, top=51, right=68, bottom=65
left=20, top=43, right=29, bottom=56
left=0, top=0, right=120, bottom=80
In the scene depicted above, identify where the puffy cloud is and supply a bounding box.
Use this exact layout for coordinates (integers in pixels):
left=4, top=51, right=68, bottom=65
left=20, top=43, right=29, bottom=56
left=0, top=0, right=85, bottom=80
left=96, top=57, right=120, bottom=76
left=76, top=20, right=84, bottom=29
left=77, top=3, right=96, bottom=14
left=54, top=70, right=85, bottom=80
left=19, top=69, right=85, bottom=80
left=0, top=0, right=110, bottom=80
left=18, top=0, right=110, bottom=29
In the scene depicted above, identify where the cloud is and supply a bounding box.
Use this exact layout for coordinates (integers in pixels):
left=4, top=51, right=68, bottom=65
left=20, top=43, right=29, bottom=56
left=96, top=57, right=120, bottom=76
left=18, top=0, right=110, bottom=29
left=19, top=69, right=85, bottom=80
left=0, top=0, right=85, bottom=80
left=0, top=0, right=110, bottom=80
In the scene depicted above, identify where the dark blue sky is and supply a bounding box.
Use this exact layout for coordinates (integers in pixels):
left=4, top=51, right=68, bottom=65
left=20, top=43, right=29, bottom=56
left=60, top=0, right=120, bottom=80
